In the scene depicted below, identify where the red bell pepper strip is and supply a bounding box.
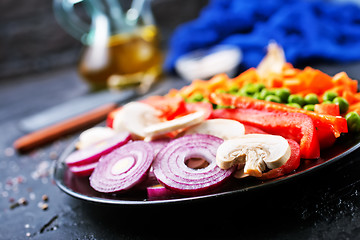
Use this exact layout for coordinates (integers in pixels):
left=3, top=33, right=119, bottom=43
left=183, top=102, right=213, bottom=120
left=243, top=124, right=269, bottom=134
left=314, top=104, right=340, bottom=116
left=210, top=93, right=348, bottom=138
left=211, top=108, right=320, bottom=159
left=259, top=139, right=301, bottom=180
left=142, top=96, right=186, bottom=120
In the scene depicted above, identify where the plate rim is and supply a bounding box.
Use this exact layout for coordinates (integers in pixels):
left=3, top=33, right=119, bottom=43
left=53, top=135, right=360, bottom=206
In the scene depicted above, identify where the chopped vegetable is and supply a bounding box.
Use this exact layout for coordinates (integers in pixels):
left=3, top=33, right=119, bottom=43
left=147, top=184, right=176, bottom=200
left=288, top=94, right=305, bottom=107
left=65, top=132, right=131, bottom=167
left=303, top=104, right=315, bottom=111
left=243, top=124, right=269, bottom=134
left=77, top=127, right=117, bottom=149
left=69, top=162, right=98, bottom=177
left=185, top=119, right=245, bottom=140
left=115, top=102, right=162, bottom=139
left=259, top=139, right=301, bottom=180
left=265, top=95, right=281, bottom=103
left=90, top=141, right=154, bottom=193
left=323, top=91, right=338, bottom=102
left=345, top=112, right=360, bottom=132
left=304, top=93, right=319, bottom=105
left=107, top=107, right=122, bottom=128
left=314, top=104, right=340, bottom=116
left=143, top=96, right=186, bottom=120
left=333, top=97, right=349, bottom=114
left=149, top=139, right=171, bottom=156
left=287, top=103, right=302, bottom=109
left=143, top=110, right=206, bottom=140
left=275, top=88, right=291, bottom=103
left=216, top=134, right=291, bottom=177
left=153, top=134, right=234, bottom=195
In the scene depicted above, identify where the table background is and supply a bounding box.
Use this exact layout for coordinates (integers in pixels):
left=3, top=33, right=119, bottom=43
left=1, top=62, right=360, bottom=239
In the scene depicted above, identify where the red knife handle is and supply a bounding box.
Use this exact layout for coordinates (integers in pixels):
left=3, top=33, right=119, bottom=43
left=14, top=103, right=117, bottom=153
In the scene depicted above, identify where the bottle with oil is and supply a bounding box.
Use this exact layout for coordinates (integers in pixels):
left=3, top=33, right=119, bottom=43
left=54, top=0, right=162, bottom=91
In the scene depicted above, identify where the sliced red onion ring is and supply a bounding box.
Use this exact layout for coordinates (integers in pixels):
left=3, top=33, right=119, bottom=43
left=69, top=162, right=98, bottom=177
left=90, top=141, right=154, bottom=193
left=153, top=134, right=235, bottom=195
left=149, top=138, right=171, bottom=156
left=147, top=184, right=177, bottom=200
left=65, top=132, right=131, bottom=167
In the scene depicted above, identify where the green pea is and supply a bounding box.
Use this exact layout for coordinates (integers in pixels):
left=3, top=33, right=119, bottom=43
left=215, top=89, right=227, bottom=94
left=259, top=89, right=274, bottom=100
left=303, top=104, right=315, bottom=111
left=237, top=88, right=252, bottom=97
left=187, top=93, right=204, bottom=103
left=333, top=97, right=349, bottom=114
left=323, top=91, right=338, bottom=102
left=253, top=92, right=261, bottom=100
left=253, top=83, right=266, bottom=93
left=288, top=94, right=305, bottom=106
left=228, top=85, right=239, bottom=94
left=304, top=93, right=319, bottom=105
left=265, top=95, right=281, bottom=103
left=322, top=100, right=333, bottom=104
left=215, top=104, right=234, bottom=109
left=345, top=112, right=360, bottom=132
left=275, top=88, right=291, bottom=103
left=242, top=83, right=259, bottom=95
left=287, top=103, right=302, bottom=108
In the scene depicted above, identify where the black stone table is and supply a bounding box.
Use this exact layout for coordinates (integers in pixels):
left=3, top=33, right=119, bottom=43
left=2, top=64, right=360, bottom=239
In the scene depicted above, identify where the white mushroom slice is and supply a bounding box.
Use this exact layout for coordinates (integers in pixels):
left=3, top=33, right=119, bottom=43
left=143, top=110, right=206, bottom=140
left=119, top=102, right=162, bottom=138
left=112, top=108, right=128, bottom=133
left=185, top=119, right=245, bottom=140
left=216, top=134, right=291, bottom=178
left=77, top=127, right=117, bottom=149
left=115, top=101, right=207, bottom=140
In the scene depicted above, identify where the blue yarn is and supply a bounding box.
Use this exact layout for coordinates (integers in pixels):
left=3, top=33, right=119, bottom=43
left=165, top=0, right=360, bottom=73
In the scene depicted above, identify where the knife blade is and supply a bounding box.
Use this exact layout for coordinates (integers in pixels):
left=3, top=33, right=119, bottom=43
left=19, top=77, right=187, bottom=133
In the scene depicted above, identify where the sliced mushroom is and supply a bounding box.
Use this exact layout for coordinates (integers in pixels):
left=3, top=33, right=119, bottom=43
left=143, top=110, right=206, bottom=140
left=77, top=127, right=117, bottom=149
left=117, top=102, right=162, bottom=138
left=216, top=134, right=291, bottom=178
left=185, top=119, right=245, bottom=140
left=114, top=101, right=206, bottom=140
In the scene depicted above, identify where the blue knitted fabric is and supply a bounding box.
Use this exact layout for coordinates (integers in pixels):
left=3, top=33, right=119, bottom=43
left=165, top=0, right=360, bottom=72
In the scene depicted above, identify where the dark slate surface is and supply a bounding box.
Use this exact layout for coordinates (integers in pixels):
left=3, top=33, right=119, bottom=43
left=1, top=63, right=360, bottom=239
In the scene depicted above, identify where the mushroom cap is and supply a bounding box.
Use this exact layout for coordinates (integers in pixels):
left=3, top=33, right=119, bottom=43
left=185, top=119, right=245, bottom=140
left=216, top=134, right=291, bottom=177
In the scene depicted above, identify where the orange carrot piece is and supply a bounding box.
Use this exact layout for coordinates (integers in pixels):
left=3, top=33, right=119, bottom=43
left=232, top=68, right=259, bottom=88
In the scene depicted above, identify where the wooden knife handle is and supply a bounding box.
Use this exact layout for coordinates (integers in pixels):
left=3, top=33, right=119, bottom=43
left=14, top=103, right=118, bottom=153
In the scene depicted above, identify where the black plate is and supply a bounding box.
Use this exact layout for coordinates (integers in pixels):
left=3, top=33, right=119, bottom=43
left=53, top=133, right=360, bottom=205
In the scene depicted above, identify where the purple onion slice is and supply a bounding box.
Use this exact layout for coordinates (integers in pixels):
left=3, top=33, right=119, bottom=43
left=147, top=184, right=177, bottom=200
left=153, top=134, right=235, bottom=195
left=65, top=132, right=131, bottom=167
left=149, top=138, right=171, bottom=156
left=69, top=162, right=98, bottom=177
left=90, top=141, right=154, bottom=193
